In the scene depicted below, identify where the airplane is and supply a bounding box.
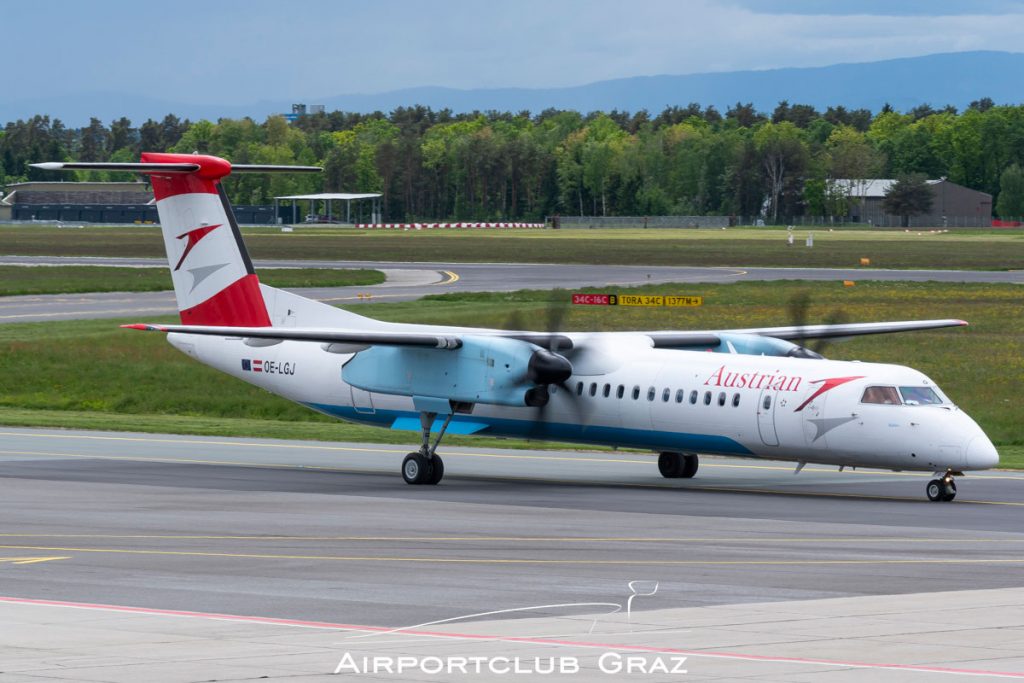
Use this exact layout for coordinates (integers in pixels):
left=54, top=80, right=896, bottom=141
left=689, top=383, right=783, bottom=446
left=33, top=154, right=999, bottom=502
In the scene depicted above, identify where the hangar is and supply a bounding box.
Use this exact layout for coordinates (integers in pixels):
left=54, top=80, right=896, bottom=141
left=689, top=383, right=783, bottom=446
left=2, top=180, right=275, bottom=224
left=832, top=178, right=993, bottom=227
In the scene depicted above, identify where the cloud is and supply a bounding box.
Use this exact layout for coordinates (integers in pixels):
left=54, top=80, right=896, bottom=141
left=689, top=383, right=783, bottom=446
left=5, top=0, right=1024, bottom=104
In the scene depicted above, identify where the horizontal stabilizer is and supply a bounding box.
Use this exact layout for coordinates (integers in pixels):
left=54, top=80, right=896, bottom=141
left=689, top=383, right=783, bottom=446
left=231, top=164, right=322, bottom=173
left=31, top=161, right=321, bottom=174
left=31, top=161, right=200, bottom=173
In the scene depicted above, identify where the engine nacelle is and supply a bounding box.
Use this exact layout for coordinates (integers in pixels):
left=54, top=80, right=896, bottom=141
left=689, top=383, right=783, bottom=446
left=712, top=333, right=823, bottom=359
left=342, top=335, right=560, bottom=407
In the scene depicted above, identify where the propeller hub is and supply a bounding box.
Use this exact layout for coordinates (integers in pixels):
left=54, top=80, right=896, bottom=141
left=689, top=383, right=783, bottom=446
left=527, top=349, right=573, bottom=385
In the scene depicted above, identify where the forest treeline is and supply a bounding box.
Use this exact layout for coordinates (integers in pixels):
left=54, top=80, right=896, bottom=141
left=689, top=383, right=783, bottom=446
left=3, top=98, right=1024, bottom=221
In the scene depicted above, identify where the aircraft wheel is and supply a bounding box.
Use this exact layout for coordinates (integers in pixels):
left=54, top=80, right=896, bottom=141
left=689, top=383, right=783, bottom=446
left=941, top=478, right=957, bottom=502
left=426, top=454, right=444, bottom=485
left=926, top=479, right=945, bottom=502
left=402, top=452, right=432, bottom=485
left=680, top=454, right=699, bottom=479
left=658, top=452, right=684, bottom=478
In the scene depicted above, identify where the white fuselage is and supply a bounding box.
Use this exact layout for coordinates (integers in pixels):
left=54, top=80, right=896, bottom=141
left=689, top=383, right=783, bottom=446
left=170, top=330, right=999, bottom=474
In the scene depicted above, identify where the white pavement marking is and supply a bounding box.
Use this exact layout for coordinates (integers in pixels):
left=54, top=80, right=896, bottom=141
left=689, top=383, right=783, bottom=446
left=1, top=589, right=1023, bottom=680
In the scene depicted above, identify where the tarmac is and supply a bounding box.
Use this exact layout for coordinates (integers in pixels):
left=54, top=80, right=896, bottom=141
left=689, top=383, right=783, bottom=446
left=1, top=427, right=1022, bottom=680
left=3, top=587, right=1024, bottom=681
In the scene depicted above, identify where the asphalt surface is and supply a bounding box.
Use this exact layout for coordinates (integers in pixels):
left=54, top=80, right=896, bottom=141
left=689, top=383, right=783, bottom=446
left=2, top=255, right=1023, bottom=323
left=1, top=427, right=1022, bottom=629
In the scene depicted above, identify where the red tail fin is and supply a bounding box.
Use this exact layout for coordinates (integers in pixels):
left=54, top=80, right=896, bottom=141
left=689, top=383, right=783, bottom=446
left=142, top=153, right=270, bottom=327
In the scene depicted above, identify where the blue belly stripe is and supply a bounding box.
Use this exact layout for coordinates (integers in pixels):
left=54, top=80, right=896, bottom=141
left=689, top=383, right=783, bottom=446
left=303, top=402, right=754, bottom=456
left=390, top=416, right=489, bottom=435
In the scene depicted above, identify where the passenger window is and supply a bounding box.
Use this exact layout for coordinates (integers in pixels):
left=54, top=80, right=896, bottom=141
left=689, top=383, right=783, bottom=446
left=689, top=390, right=698, bottom=404
left=763, top=395, right=771, bottom=410
left=732, top=393, right=740, bottom=407
left=675, top=389, right=684, bottom=403
left=647, top=386, right=656, bottom=401
left=899, top=386, right=942, bottom=405
left=617, top=385, right=625, bottom=399
left=603, top=383, right=611, bottom=398
left=576, top=382, right=583, bottom=396
left=704, top=391, right=712, bottom=405
left=861, top=386, right=901, bottom=405
left=662, top=388, right=671, bottom=402
left=718, top=392, right=726, bottom=407
left=589, top=382, right=597, bottom=397
left=632, top=385, right=640, bottom=400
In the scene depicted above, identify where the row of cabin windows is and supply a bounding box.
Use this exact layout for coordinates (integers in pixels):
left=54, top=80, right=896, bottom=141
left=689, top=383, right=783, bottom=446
left=575, top=381, right=742, bottom=408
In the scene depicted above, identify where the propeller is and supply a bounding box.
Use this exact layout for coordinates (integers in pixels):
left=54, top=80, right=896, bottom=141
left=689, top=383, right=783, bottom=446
left=787, top=291, right=848, bottom=357
left=497, top=290, right=584, bottom=436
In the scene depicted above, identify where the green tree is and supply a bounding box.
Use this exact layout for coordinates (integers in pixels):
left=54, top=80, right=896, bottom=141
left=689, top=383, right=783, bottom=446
left=754, top=121, right=808, bottom=221
left=882, top=173, right=933, bottom=227
left=826, top=126, right=885, bottom=217
left=996, top=163, right=1024, bottom=217
left=108, top=117, right=135, bottom=156
left=79, top=117, right=108, bottom=162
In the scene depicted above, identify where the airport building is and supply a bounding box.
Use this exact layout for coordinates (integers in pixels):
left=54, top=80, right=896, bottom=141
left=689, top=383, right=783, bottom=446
left=831, top=178, right=993, bottom=227
left=1, top=180, right=276, bottom=224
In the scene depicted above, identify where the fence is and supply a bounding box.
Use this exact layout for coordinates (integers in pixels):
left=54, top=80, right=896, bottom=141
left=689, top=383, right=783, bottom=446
left=554, top=216, right=730, bottom=229
left=551, top=215, right=1010, bottom=229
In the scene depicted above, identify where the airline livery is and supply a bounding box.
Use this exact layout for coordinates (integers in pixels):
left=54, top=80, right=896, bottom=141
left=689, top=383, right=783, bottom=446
left=33, top=155, right=999, bottom=501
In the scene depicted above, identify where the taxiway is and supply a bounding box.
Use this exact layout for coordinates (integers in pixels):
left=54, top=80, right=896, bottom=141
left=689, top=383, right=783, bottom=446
left=1, top=255, right=1022, bottom=323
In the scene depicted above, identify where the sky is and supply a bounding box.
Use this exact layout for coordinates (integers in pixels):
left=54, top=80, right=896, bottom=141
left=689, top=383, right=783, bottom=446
left=6, top=0, right=1024, bottom=105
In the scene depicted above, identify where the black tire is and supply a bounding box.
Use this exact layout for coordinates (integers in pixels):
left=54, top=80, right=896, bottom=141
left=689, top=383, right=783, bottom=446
left=941, top=478, right=957, bottom=502
left=426, top=454, right=444, bottom=485
left=658, top=452, right=683, bottom=478
left=680, top=454, right=699, bottom=479
left=402, top=452, right=431, bottom=485
left=926, top=479, right=944, bottom=502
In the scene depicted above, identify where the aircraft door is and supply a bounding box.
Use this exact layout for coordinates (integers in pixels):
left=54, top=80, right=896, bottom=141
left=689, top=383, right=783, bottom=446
left=757, top=388, right=780, bottom=446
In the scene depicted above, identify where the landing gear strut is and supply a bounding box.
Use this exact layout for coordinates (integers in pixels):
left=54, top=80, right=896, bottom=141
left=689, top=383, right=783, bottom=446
left=926, top=471, right=958, bottom=502
left=658, top=452, right=699, bottom=479
left=402, top=411, right=451, bottom=485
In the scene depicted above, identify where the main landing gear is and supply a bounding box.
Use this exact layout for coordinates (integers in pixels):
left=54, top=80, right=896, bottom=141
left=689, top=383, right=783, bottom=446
left=926, top=471, right=958, bottom=502
left=402, top=411, right=451, bottom=485
left=658, top=452, right=699, bottom=479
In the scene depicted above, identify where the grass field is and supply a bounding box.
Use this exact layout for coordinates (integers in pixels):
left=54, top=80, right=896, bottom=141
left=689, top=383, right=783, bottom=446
left=0, top=280, right=1020, bottom=468
left=0, top=265, right=384, bottom=296
left=3, top=225, right=1024, bottom=269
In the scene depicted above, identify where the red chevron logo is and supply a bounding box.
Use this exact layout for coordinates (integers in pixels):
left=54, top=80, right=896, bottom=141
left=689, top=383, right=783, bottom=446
left=174, top=224, right=221, bottom=271
left=794, top=375, right=865, bottom=412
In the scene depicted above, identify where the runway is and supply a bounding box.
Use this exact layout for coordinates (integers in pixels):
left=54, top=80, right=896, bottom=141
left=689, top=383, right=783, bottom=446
left=1, top=427, right=1022, bottom=629
left=2, top=255, right=1022, bottom=323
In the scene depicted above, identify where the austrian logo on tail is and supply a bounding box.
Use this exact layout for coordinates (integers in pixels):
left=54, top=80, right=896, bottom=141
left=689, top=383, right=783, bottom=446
left=174, top=224, right=222, bottom=271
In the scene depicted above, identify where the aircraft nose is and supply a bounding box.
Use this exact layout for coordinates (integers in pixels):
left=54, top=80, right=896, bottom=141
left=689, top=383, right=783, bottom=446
left=965, top=435, right=999, bottom=470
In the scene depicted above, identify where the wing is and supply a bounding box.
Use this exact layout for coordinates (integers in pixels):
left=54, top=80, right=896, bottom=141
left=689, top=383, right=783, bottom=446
left=124, top=319, right=961, bottom=350
left=725, top=319, right=968, bottom=341
left=123, top=323, right=463, bottom=349
left=122, top=323, right=578, bottom=352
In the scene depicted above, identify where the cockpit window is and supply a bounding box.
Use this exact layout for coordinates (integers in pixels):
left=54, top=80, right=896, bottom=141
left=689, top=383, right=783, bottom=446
left=899, top=386, right=943, bottom=406
left=861, top=386, right=901, bottom=405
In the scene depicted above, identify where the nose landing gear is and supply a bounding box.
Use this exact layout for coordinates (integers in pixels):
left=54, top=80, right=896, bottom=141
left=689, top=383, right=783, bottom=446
left=926, top=472, right=958, bottom=502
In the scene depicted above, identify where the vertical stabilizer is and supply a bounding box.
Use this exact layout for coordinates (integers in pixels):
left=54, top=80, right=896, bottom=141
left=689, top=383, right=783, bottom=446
left=30, top=155, right=321, bottom=327
left=142, top=153, right=270, bottom=326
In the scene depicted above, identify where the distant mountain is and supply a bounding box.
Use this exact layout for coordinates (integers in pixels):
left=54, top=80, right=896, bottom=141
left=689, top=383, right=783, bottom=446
left=318, top=51, right=1024, bottom=117
left=4, top=51, right=1024, bottom=127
